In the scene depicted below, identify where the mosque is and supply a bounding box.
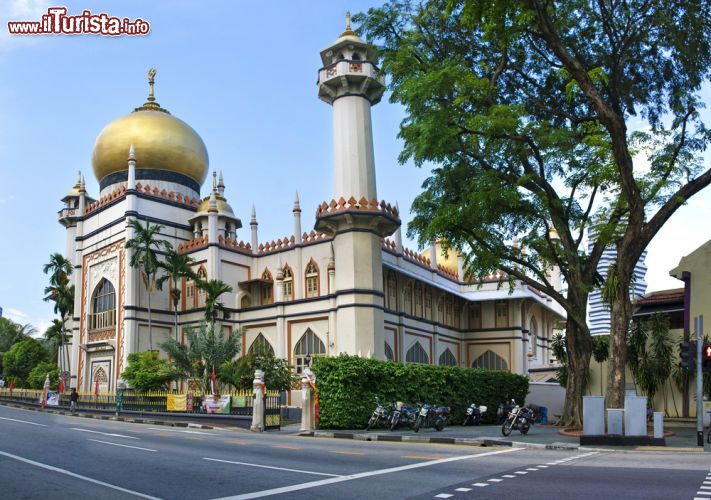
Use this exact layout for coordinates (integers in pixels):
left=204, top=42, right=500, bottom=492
left=57, top=15, right=565, bottom=395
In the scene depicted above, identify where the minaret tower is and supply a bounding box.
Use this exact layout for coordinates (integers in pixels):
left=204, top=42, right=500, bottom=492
left=315, top=13, right=399, bottom=359
left=318, top=11, right=385, bottom=201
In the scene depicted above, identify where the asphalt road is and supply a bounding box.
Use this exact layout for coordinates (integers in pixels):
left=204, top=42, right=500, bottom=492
left=0, top=405, right=709, bottom=500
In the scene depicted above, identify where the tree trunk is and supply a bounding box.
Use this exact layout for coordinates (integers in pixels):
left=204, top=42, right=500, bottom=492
left=148, top=285, right=153, bottom=351
left=606, top=268, right=633, bottom=409
left=560, top=318, right=592, bottom=428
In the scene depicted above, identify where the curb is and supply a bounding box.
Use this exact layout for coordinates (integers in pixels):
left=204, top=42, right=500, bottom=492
left=309, top=430, right=537, bottom=449
left=0, top=402, right=214, bottom=429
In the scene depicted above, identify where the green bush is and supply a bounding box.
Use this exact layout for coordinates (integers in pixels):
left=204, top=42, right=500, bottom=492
left=2, top=338, right=48, bottom=385
left=121, top=352, right=181, bottom=391
left=27, top=362, right=60, bottom=390
left=311, top=354, right=529, bottom=429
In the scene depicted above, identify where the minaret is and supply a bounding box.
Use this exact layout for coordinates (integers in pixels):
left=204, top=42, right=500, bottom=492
left=293, top=191, right=302, bottom=244
left=314, top=14, right=399, bottom=360
left=318, top=11, right=385, bottom=201
left=250, top=205, right=259, bottom=254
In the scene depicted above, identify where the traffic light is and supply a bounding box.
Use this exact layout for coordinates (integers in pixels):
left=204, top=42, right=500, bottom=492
left=703, top=343, right=711, bottom=372
left=679, top=340, right=696, bottom=371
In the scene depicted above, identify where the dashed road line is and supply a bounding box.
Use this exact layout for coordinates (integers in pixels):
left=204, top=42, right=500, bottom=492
left=454, top=488, right=471, bottom=492
left=88, top=439, right=157, bottom=452
left=434, top=495, right=453, bottom=499
left=472, top=483, right=489, bottom=487
left=71, top=428, right=138, bottom=439
left=147, top=427, right=212, bottom=435
left=330, top=450, right=365, bottom=456
left=272, top=445, right=302, bottom=450
left=203, top=457, right=341, bottom=477
left=401, top=455, right=444, bottom=460
left=0, top=416, right=47, bottom=427
left=488, top=478, right=503, bottom=482
left=514, top=471, right=528, bottom=475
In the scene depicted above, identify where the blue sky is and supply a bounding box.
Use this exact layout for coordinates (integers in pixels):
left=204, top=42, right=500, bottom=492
left=1, top=0, right=710, bottom=333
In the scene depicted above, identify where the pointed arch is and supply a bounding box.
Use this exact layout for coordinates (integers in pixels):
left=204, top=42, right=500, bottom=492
left=403, top=280, right=413, bottom=315
left=261, top=267, right=274, bottom=305
left=414, top=282, right=423, bottom=317
left=294, top=328, right=326, bottom=374
left=384, top=341, right=395, bottom=361
left=195, top=266, right=207, bottom=308
left=282, top=264, right=294, bottom=301
left=472, top=350, right=508, bottom=371
left=90, top=278, right=116, bottom=330
left=386, top=270, right=398, bottom=310
left=248, top=333, right=275, bottom=357
left=405, top=341, right=429, bottom=364
left=529, top=316, right=538, bottom=357
left=304, top=259, right=320, bottom=298
left=439, top=348, right=457, bottom=366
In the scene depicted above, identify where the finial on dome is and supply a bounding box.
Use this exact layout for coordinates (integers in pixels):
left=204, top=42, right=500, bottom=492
left=76, top=170, right=82, bottom=185
left=340, top=10, right=357, bottom=37
left=250, top=204, right=257, bottom=224
left=134, top=68, right=169, bottom=113
left=147, top=68, right=156, bottom=102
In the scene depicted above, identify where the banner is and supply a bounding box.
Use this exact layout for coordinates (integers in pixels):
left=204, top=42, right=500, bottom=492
left=232, top=395, right=247, bottom=408
left=203, top=395, right=230, bottom=414
left=166, top=393, right=189, bottom=412
left=46, top=391, right=59, bottom=406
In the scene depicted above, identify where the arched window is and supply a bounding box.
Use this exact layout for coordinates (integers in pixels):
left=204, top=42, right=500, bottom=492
left=495, top=300, right=509, bottom=328
left=414, top=283, right=423, bottom=317
left=90, top=279, right=116, bottom=330
left=294, top=329, right=326, bottom=374
left=196, top=267, right=207, bottom=308
left=248, top=333, right=275, bottom=357
left=282, top=265, right=293, bottom=301
left=439, top=348, right=457, bottom=366
left=240, top=295, right=252, bottom=309
left=529, top=317, right=538, bottom=357
left=405, top=341, right=429, bottom=364
left=472, top=350, right=508, bottom=371
left=352, top=52, right=361, bottom=60
left=261, top=269, right=273, bottom=305
left=305, top=260, right=319, bottom=298
left=469, top=302, right=481, bottom=329
left=384, top=341, right=395, bottom=361
left=404, top=281, right=413, bottom=315
left=387, top=271, right=398, bottom=310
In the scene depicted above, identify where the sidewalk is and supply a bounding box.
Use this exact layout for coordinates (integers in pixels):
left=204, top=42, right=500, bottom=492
left=292, top=421, right=710, bottom=452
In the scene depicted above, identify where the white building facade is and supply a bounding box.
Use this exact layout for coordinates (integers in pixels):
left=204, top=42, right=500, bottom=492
left=57, top=17, right=565, bottom=396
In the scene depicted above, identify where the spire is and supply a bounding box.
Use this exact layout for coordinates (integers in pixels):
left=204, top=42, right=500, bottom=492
left=250, top=204, right=257, bottom=225
left=293, top=191, right=302, bottom=244
left=250, top=204, right=259, bottom=255
left=293, top=190, right=301, bottom=212
left=212, top=171, right=218, bottom=192
left=340, top=10, right=356, bottom=37
left=134, top=68, right=169, bottom=113
left=127, top=144, right=136, bottom=190
left=128, top=143, right=135, bottom=161
left=218, top=171, right=225, bottom=196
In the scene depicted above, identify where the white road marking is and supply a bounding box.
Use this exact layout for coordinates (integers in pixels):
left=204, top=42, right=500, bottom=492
left=203, top=457, right=341, bottom=477
left=704, top=481, right=711, bottom=485
left=88, top=439, right=156, bottom=452
left=71, top=428, right=139, bottom=439
left=472, top=483, right=489, bottom=487
left=526, top=468, right=539, bottom=471
left=455, top=487, right=472, bottom=492
left=148, top=427, right=212, bottom=435
left=700, top=486, right=711, bottom=490
left=213, top=447, right=523, bottom=500
left=502, top=475, right=516, bottom=478
left=434, top=495, right=453, bottom=499
left=694, top=493, right=711, bottom=497
left=488, top=478, right=503, bottom=482
left=514, top=471, right=528, bottom=475
left=537, top=465, right=549, bottom=468
left=0, top=450, right=160, bottom=499
left=0, top=416, right=47, bottom=427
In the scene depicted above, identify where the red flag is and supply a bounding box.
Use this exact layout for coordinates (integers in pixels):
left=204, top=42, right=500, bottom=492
left=8, top=380, right=13, bottom=393
left=94, top=378, right=99, bottom=396
left=59, top=378, right=65, bottom=394
left=211, top=367, right=216, bottom=396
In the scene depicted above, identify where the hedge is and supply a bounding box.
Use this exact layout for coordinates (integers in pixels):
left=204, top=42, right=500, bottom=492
left=311, top=354, right=529, bottom=429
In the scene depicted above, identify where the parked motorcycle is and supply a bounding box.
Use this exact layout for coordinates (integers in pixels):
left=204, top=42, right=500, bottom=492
left=414, top=403, right=450, bottom=432
left=366, top=399, right=391, bottom=431
left=501, top=403, right=536, bottom=436
left=462, top=403, right=487, bottom=426
left=496, top=398, right=517, bottom=424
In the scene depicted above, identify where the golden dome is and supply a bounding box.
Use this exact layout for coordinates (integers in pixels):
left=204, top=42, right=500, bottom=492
left=91, top=69, right=208, bottom=186
left=197, top=195, right=234, bottom=214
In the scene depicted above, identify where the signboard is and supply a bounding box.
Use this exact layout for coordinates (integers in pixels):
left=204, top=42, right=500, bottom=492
left=167, top=394, right=189, bottom=412
left=46, top=391, right=60, bottom=406
left=203, top=395, right=231, bottom=414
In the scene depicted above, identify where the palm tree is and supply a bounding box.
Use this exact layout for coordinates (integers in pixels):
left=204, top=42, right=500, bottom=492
left=44, top=319, right=70, bottom=362
left=591, top=335, right=610, bottom=396
left=156, top=248, right=197, bottom=342
left=125, top=219, right=169, bottom=351
left=43, top=253, right=75, bottom=376
left=197, top=279, right=233, bottom=326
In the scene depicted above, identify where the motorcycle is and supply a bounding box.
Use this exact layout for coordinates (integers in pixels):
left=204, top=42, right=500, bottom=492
left=366, top=399, right=390, bottom=431
left=462, top=403, right=487, bottom=426
left=414, top=403, right=450, bottom=432
left=496, top=398, right=517, bottom=424
left=501, top=404, right=536, bottom=436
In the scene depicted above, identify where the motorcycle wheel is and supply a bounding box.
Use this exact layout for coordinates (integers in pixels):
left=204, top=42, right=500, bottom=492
left=414, top=416, right=422, bottom=433
left=462, top=416, right=470, bottom=427
left=501, top=419, right=513, bottom=437
left=521, top=422, right=530, bottom=435
left=366, top=416, right=377, bottom=431
left=390, top=415, right=399, bottom=432
left=473, top=417, right=481, bottom=426
left=435, top=419, right=445, bottom=432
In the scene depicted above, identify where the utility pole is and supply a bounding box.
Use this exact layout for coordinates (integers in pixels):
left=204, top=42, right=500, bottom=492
left=695, top=315, right=704, bottom=447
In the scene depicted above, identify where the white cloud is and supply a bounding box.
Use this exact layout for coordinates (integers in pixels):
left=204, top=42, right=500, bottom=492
left=3, top=307, right=52, bottom=338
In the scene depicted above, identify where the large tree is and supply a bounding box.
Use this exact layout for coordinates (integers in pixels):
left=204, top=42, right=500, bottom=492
left=197, top=279, right=233, bottom=327
left=43, top=253, right=75, bottom=376
left=125, top=219, right=170, bottom=351
left=357, top=0, right=711, bottom=421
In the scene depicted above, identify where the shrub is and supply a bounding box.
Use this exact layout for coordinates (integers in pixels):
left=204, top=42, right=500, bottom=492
left=121, top=352, right=180, bottom=391
left=219, top=354, right=298, bottom=393
left=2, top=338, right=48, bottom=385
left=27, top=362, right=60, bottom=390
left=311, top=354, right=529, bottom=429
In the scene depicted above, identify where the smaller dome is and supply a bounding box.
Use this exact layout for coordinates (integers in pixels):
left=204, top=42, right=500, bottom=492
left=197, top=195, right=234, bottom=214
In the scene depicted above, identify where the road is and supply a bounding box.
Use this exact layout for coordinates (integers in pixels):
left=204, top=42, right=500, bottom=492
left=0, top=405, right=709, bottom=500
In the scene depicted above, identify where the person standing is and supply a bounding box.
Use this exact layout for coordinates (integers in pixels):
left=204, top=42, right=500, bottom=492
left=70, top=388, right=79, bottom=414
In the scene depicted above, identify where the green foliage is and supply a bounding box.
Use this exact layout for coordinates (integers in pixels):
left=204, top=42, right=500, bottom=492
left=27, top=362, right=60, bottom=390
left=159, top=322, right=241, bottom=393
left=121, top=351, right=180, bottom=392
left=0, top=318, right=35, bottom=373
left=156, top=248, right=196, bottom=309
left=2, top=338, right=48, bottom=385
left=196, top=279, right=233, bottom=325
left=219, top=354, right=298, bottom=393
left=551, top=333, right=568, bottom=387
left=311, top=354, right=528, bottom=429
left=628, top=314, right=675, bottom=407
